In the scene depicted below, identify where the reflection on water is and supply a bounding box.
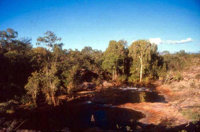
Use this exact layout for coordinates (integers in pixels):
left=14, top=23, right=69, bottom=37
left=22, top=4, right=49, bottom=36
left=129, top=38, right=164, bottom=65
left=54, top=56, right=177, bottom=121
left=93, top=87, right=165, bottom=105
left=139, top=92, right=146, bottom=102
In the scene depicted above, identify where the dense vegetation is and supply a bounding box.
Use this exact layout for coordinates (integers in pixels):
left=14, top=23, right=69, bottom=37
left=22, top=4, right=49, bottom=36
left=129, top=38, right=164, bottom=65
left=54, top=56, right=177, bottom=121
left=0, top=28, right=199, bottom=107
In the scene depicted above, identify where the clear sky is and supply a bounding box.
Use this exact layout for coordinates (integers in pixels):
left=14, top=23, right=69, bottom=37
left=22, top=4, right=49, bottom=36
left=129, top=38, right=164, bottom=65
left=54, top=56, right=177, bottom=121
left=0, top=0, right=200, bottom=53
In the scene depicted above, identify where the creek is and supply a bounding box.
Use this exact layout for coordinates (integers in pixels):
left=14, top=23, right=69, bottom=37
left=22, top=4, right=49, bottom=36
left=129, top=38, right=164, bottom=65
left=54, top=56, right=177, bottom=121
left=16, top=87, right=165, bottom=131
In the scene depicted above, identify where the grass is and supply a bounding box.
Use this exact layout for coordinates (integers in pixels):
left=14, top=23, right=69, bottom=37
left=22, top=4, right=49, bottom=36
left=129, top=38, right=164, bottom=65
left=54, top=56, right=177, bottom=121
left=181, top=108, right=200, bottom=121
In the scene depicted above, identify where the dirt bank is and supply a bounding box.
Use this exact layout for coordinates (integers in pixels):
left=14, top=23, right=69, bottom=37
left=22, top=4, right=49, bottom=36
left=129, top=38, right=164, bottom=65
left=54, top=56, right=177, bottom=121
left=118, top=82, right=189, bottom=126
left=119, top=102, right=188, bottom=126
left=118, top=64, right=200, bottom=127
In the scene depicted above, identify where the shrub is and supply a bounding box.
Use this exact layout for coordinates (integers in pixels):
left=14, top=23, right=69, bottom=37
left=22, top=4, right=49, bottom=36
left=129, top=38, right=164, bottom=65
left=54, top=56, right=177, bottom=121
left=118, top=75, right=128, bottom=83
left=181, top=108, right=200, bottom=121
left=144, top=77, right=151, bottom=85
left=128, top=74, right=139, bottom=84
left=174, top=72, right=183, bottom=81
left=20, top=95, right=32, bottom=104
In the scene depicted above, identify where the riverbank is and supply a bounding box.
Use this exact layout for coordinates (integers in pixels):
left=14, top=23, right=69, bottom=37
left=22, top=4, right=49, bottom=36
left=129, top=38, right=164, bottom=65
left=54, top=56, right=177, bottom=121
left=118, top=83, right=189, bottom=127
left=118, top=64, right=200, bottom=128
left=1, top=64, right=199, bottom=131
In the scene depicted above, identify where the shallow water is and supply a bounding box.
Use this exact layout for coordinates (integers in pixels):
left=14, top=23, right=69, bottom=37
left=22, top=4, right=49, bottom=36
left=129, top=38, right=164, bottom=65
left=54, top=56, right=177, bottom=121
left=2, top=87, right=166, bottom=131
left=93, top=87, right=165, bottom=105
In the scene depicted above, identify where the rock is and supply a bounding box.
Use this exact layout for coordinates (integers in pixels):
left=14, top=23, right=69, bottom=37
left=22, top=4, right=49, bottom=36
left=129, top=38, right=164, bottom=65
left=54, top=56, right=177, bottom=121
left=80, top=82, right=96, bottom=90
left=102, top=81, right=113, bottom=88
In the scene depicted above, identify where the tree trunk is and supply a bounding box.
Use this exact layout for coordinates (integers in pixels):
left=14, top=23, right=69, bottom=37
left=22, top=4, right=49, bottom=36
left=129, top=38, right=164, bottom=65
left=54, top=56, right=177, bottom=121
left=139, top=56, right=143, bottom=82
left=51, top=94, right=57, bottom=106
left=112, top=68, right=118, bottom=80
left=123, top=58, right=125, bottom=74
left=112, top=69, right=115, bottom=80
left=115, top=69, right=118, bottom=80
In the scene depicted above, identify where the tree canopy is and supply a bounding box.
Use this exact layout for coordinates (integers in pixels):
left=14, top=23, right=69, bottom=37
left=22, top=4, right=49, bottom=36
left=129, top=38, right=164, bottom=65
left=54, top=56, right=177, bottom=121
left=1, top=28, right=197, bottom=106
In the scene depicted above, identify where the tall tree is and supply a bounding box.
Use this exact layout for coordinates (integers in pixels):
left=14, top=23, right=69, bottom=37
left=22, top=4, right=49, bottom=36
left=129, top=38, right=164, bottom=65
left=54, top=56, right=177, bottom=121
left=25, top=31, right=64, bottom=106
left=102, top=40, right=128, bottom=81
left=36, top=31, right=63, bottom=51
left=0, top=28, right=18, bottom=51
left=129, top=40, right=158, bottom=82
left=0, top=29, right=33, bottom=101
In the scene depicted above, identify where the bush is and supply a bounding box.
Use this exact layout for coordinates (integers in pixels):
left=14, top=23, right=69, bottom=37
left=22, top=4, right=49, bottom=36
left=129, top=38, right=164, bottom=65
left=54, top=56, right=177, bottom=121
left=181, top=108, right=200, bottom=121
left=128, top=74, right=139, bottom=84
left=144, top=77, right=151, bottom=85
left=174, top=72, right=183, bottom=81
left=20, top=95, right=32, bottom=104
left=164, top=72, right=183, bottom=84
left=93, top=78, right=102, bottom=87
left=118, top=75, right=128, bottom=83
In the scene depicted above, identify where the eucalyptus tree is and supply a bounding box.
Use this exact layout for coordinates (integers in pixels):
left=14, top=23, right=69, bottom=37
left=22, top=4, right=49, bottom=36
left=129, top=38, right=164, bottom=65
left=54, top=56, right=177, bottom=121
left=129, top=40, right=158, bottom=82
left=0, top=28, right=18, bottom=51
left=25, top=31, right=64, bottom=106
left=37, top=31, right=63, bottom=50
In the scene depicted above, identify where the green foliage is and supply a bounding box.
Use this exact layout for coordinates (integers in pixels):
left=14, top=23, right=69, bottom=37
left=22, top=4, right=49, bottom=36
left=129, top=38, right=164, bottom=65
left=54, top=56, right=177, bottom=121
left=60, top=47, right=103, bottom=93
left=102, top=40, right=128, bottom=81
left=25, top=62, right=60, bottom=106
left=0, top=28, right=18, bottom=51
left=0, top=29, right=33, bottom=102
left=164, top=71, right=183, bottom=84
left=25, top=72, right=41, bottom=105
left=128, top=40, right=164, bottom=83
left=1, top=28, right=200, bottom=108
left=118, top=75, right=128, bottom=83
left=36, top=31, right=63, bottom=50
left=174, top=72, right=184, bottom=81
left=62, top=65, right=80, bottom=93
left=181, top=108, right=200, bottom=121
left=162, top=50, right=193, bottom=71
left=139, top=92, right=146, bottom=102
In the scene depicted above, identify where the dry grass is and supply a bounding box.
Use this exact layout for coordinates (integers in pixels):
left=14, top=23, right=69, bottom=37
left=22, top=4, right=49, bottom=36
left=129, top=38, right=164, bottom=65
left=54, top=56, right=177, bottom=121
left=161, top=62, right=200, bottom=122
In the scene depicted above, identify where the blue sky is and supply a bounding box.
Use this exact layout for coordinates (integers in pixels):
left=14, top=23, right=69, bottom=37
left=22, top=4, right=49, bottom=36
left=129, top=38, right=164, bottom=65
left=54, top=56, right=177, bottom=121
left=0, top=0, right=200, bottom=53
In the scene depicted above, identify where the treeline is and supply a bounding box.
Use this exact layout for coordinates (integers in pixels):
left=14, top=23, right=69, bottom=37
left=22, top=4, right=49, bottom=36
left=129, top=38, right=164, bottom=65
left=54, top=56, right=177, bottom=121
left=0, top=28, right=199, bottom=106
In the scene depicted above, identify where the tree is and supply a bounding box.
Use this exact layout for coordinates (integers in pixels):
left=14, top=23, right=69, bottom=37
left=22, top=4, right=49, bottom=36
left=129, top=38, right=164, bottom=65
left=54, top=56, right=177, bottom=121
left=42, top=63, right=60, bottom=106
left=60, top=47, right=103, bottom=92
left=163, top=50, right=190, bottom=71
left=0, top=29, right=34, bottom=101
left=129, top=40, right=158, bottom=82
left=36, top=31, right=64, bottom=68
left=0, top=28, right=18, bottom=51
left=25, top=63, right=60, bottom=106
left=102, top=40, right=128, bottom=81
left=25, top=31, right=64, bottom=106
left=81, top=46, right=103, bottom=72
left=36, top=31, right=63, bottom=51
left=25, top=72, right=41, bottom=105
